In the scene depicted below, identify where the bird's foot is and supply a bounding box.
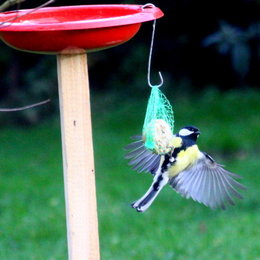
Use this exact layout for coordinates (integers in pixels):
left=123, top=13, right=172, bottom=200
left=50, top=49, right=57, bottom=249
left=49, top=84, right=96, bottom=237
left=131, top=201, right=144, bottom=212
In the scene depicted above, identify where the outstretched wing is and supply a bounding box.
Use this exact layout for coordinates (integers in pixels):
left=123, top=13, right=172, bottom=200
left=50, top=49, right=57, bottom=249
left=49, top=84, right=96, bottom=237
left=125, top=136, right=161, bottom=175
left=169, top=152, right=246, bottom=209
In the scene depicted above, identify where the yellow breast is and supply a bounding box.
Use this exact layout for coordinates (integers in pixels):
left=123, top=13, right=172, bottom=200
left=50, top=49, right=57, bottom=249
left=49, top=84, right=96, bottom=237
left=168, top=145, right=200, bottom=177
left=170, top=136, right=182, bottom=148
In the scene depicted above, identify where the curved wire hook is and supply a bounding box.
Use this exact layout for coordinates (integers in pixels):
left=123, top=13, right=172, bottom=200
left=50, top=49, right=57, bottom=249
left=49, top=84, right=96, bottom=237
left=142, top=6, right=163, bottom=88
left=142, top=3, right=155, bottom=9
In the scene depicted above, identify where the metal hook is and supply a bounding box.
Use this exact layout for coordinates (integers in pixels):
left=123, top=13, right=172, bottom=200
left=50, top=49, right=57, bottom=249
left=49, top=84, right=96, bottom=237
left=142, top=3, right=155, bottom=9
left=147, top=19, right=164, bottom=87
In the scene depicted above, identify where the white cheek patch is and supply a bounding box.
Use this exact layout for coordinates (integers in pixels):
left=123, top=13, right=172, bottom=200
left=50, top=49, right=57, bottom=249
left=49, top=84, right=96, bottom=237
left=179, top=128, right=194, bottom=136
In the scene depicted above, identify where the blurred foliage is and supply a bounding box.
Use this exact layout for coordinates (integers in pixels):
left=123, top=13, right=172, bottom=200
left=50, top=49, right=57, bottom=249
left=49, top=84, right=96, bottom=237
left=203, top=21, right=259, bottom=83
left=0, top=0, right=259, bottom=125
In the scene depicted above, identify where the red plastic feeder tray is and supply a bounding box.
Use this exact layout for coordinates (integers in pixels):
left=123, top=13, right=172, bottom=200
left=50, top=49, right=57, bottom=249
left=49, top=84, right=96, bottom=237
left=0, top=4, right=163, bottom=53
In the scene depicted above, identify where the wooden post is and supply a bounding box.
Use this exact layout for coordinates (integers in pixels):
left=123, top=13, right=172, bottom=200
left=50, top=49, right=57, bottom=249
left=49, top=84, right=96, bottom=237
left=57, top=50, right=100, bottom=260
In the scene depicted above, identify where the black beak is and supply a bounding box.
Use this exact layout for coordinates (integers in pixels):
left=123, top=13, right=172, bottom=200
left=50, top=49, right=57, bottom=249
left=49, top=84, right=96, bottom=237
left=195, top=129, right=200, bottom=135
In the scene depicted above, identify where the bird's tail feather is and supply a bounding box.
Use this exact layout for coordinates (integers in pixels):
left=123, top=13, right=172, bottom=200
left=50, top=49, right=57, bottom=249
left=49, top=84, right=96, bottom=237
left=131, top=172, right=168, bottom=212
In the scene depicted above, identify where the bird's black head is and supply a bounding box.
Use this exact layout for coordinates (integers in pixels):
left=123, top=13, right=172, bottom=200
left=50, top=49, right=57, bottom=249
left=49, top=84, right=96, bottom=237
left=178, top=126, right=200, bottom=142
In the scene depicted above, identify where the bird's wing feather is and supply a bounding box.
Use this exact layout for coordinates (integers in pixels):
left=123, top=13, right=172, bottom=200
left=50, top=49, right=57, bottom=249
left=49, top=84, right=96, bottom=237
left=169, top=152, right=245, bottom=209
left=125, top=135, right=161, bottom=175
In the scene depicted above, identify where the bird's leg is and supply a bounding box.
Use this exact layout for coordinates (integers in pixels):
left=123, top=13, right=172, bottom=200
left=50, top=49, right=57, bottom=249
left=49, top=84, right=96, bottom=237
left=131, top=171, right=169, bottom=212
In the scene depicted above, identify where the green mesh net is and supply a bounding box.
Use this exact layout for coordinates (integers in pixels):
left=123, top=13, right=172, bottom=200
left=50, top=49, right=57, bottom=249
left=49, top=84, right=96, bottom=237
left=142, top=86, right=174, bottom=154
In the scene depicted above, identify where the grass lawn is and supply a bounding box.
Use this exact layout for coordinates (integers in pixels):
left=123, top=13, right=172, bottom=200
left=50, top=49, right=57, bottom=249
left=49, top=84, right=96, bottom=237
left=0, top=88, right=259, bottom=259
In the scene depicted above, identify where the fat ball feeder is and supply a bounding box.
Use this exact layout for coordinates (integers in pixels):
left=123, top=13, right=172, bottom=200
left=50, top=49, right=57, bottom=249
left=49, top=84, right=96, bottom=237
left=0, top=4, right=164, bottom=260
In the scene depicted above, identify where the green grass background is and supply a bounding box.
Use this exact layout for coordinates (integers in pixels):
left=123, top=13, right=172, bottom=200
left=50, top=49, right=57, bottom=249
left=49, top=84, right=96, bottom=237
left=0, top=88, right=259, bottom=259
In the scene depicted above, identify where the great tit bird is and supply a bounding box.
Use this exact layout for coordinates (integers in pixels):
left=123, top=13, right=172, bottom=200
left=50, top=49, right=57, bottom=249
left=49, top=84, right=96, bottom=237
left=125, top=126, right=245, bottom=212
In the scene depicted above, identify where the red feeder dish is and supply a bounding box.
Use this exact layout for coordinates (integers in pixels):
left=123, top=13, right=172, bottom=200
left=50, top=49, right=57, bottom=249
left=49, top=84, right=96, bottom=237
left=0, top=4, right=163, bottom=53
left=0, top=4, right=164, bottom=260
